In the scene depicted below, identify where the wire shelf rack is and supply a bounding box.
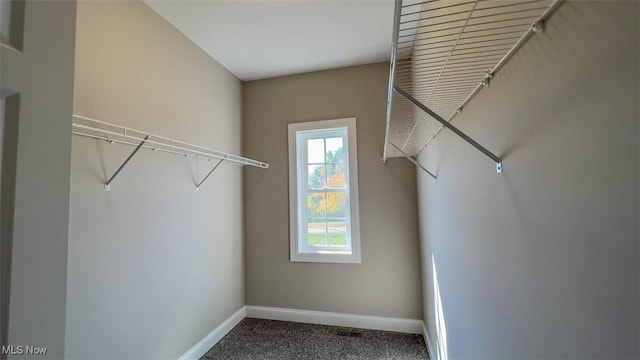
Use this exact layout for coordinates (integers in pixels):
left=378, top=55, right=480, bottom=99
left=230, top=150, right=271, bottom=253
left=72, top=114, right=269, bottom=190
left=383, top=0, right=564, bottom=174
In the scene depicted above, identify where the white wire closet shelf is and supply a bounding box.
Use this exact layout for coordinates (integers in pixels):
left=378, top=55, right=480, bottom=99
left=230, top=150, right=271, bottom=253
left=72, top=114, right=269, bottom=191
left=383, top=0, right=564, bottom=176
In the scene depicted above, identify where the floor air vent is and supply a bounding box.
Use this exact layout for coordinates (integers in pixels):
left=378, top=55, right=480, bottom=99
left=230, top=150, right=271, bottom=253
left=336, top=330, right=364, bottom=338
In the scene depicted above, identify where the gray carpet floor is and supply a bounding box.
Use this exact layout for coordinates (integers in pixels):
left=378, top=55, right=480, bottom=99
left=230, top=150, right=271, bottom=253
left=201, top=318, right=429, bottom=360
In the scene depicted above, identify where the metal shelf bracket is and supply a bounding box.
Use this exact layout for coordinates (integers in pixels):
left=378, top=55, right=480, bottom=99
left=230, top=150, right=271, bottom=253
left=389, top=142, right=437, bottom=180
left=195, top=156, right=226, bottom=192
left=104, top=134, right=149, bottom=191
left=393, top=86, right=503, bottom=174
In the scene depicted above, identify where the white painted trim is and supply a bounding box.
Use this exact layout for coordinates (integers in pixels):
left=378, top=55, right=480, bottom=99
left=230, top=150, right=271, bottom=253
left=245, top=306, right=422, bottom=334
left=179, top=305, right=430, bottom=360
left=288, top=117, right=361, bottom=264
left=178, top=306, right=246, bottom=360
left=0, top=41, right=21, bottom=53
left=422, top=322, right=437, bottom=360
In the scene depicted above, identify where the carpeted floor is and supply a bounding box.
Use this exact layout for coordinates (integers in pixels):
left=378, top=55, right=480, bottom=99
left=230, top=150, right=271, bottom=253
left=201, top=318, right=429, bottom=360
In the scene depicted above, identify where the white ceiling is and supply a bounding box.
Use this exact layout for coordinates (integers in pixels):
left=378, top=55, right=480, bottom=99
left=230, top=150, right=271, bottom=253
left=145, top=0, right=395, bottom=81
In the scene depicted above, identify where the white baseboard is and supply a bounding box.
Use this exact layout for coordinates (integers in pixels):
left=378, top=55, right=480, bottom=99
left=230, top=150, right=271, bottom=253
left=178, top=306, right=246, bottom=360
left=422, top=322, right=437, bottom=360
left=179, top=305, right=429, bottom=360
left=245, top=305, right=423, bottom=334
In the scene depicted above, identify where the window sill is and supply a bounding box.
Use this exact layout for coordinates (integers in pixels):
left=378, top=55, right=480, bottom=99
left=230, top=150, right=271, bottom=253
left=290, top=253, right=361, bottom=264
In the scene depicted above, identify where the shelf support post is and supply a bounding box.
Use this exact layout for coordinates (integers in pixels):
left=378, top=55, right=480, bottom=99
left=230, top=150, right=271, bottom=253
left=195, top=156, right=226, bottom=191
left=393, top=86, right=503, bottom=173
left=104, top=134, right=149, bottom=191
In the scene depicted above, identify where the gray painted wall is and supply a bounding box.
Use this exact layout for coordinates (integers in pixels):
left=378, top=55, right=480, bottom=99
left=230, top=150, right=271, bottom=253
left=243, top=63, right=423, bottom=319
left=416, top=1, right=639, bottom=358
left=0, top=1, right=77, bottom=358
left=66, top=2, right=244, bottom=358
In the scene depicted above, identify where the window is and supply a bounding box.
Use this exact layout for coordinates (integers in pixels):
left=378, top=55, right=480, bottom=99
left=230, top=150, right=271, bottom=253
left=288, top=118, right=360, bottom=263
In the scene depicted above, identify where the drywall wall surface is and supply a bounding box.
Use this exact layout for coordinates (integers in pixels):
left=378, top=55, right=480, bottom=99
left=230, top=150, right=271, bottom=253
left=0, top=1, right=76, bottom=358
left=243, top=63, right=423, bottom=319
left=417, top=1, right=639, bottom=359
left=67, top=2, right=244, bottom=359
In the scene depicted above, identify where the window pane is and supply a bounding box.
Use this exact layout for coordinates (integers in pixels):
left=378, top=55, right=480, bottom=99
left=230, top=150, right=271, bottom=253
left=327, top=225, right=348, bottom=248
left=326, top=192, right=346, bottom=218
left=308, top=165, right=325, bottom=189
left=326, top=164, right=345, bottom=189
left=325, top=137, right=344, bottom=163
left=308, top=222, right=327, bottom=247
left=307, top=192, right=326, bottom=219
left=307, top=138, right=324, bottom=164
left=307, top=192, right=327, bottom=247
left=327, top=192, right=348, bottom=248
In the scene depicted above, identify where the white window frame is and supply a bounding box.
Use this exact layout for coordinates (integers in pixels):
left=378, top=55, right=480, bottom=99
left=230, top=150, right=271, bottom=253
left=288, top=118, right=361, bottom=264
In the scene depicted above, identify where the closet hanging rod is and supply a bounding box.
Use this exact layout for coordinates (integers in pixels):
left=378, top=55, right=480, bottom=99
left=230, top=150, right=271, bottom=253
left=76, top=131, right=210, bottom=159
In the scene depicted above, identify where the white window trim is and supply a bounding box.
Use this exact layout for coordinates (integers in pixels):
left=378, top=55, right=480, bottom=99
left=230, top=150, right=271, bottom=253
left=288, top=118, right=361, bottom=264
